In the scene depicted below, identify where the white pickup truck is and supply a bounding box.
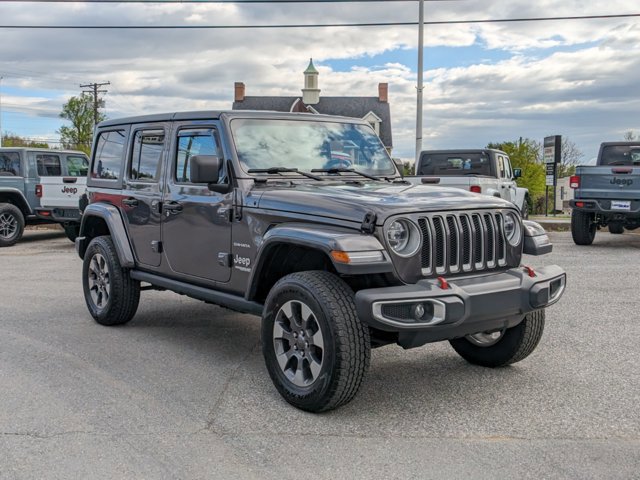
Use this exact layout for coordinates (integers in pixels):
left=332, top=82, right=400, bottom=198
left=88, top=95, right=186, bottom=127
left=34, top=151, right=89, bottom=241
left=406, top=149, right=530, bottom=218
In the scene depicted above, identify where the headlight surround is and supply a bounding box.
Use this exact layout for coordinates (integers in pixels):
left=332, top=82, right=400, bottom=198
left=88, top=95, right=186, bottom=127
left=503, top=212, right=523, bottom=246
left=386, top=219, right=421, bottom=257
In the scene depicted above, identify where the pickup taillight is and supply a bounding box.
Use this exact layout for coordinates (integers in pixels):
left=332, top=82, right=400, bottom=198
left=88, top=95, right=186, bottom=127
left=35, top=184, right=43, bottom=197
left=569, top=175, right=580, bottom=189
left=470, top=185, right=482, bottom=193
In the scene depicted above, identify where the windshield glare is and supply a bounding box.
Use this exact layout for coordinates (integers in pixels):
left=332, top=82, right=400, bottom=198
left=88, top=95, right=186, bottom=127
left=231, top=119, right=396, bottom=176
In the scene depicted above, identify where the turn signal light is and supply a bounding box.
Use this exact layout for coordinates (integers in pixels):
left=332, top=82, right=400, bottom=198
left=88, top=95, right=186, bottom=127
left=35, top=184, right=43, bottom=197
left=470, top=185, right=482, bottom=193
left=569, top=176, right=580, bottom=189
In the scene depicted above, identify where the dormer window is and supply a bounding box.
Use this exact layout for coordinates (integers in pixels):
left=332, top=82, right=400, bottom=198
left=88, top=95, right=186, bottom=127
left=362, top=111, right=382, bottom=136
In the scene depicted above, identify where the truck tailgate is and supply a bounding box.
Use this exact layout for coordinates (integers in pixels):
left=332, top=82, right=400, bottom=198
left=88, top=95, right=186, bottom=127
left=575, top=166, right=640, bottom=201
left=39, top=176, right=87, bottom=208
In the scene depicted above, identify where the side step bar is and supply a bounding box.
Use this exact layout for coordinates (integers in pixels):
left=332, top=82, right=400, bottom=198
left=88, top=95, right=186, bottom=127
left=130, top=270, right=264, bottom=316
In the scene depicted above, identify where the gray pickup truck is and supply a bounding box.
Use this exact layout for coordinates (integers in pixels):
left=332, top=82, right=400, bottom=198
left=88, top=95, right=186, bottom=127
left=570, top=142, right=640, bottom=245
left=0, top=147, right=89, bottom=246
left=76, top=111, right=566, bottom=412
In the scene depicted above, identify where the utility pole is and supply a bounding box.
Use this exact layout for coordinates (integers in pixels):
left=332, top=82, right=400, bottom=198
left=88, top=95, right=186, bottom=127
left=80, top=81, right=110, bottom=126
left=415, top=0, right=424, bottom=163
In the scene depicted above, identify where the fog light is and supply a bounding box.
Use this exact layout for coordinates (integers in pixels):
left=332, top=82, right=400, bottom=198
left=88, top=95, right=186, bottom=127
left=413, top=303, right=425, bottom=320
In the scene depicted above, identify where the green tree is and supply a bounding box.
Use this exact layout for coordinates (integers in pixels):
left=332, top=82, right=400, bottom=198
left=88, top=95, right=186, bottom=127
left=57, top=94, right=104, bottom=155
left=624, top=130, right=638, bottom=141
left=1, top=132, right=49, bottom=148
left=487, top=137, right=546, bottom=212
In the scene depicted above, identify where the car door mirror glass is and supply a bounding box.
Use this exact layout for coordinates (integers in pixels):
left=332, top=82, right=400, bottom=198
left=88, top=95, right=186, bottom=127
left=513, top=168, right=522, bottom=179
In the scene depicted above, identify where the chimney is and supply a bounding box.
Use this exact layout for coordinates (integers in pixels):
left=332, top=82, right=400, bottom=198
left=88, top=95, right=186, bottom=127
left=234, top=82, right=245, bottom=102
left=378, top=83, right=388, bottom=103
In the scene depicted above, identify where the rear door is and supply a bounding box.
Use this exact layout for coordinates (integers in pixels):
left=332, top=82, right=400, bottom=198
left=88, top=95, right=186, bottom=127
left=161, top=122, right=233, bottom=283
left=38, top=153, right=89, bottom=211
left=121, top=124, right=167, bottom=268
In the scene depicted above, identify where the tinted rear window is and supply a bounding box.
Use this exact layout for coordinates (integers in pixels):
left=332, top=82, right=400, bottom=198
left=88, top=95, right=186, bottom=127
left=599, top=145, right=640, bottom=166
left=36, top=154, right=62, bottom=176
left=92, top=130, right=126, bottom=180
left=0, top=152, right=21, bottom=176
left=418, top=153, right=492, bottom=176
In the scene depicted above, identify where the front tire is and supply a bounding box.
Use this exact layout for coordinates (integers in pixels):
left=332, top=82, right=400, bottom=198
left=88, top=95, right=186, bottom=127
left=449, top=310, right=545, bottom=367
left=82, top=236, right=140, bottom=326
left=521, top=197, right=530, bottom=220
left=571, top=210, right=596, bottom=245
left=0, top=203, right=25, bottom=247
left=262, top=271, right=371, bottom=412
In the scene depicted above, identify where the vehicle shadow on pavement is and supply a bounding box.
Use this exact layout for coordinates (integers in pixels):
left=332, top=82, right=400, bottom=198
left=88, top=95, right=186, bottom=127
left=20, top=230, right=66, bottom=243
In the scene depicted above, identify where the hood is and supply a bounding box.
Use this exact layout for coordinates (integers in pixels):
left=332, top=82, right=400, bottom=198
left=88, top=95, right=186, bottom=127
left=256, top=181, right=516, bottom=224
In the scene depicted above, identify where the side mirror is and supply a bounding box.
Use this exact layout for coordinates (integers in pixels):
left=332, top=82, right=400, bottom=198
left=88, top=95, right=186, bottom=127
left=189, top=155, right=222, bottom=183
left=513, top=168, right=522, bottom=179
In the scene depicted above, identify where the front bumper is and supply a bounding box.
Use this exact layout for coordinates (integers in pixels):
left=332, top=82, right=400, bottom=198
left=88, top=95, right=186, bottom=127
left=355, top=265, right=566, bottom=348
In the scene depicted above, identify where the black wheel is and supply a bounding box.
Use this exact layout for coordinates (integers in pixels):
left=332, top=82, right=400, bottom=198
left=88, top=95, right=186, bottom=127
left=261, top=271, right=371, bottom=412
left=0, top=203, right=25, bottom=247
left=64, top=224, right=81, bottom=242
left=449, top=310, right=545, bottom=368
left=82, top=236, right=140, bottom=326
left=609, top=223, right=624, bottom=235
left=521, top=197, right=530, bottom=220
left=571, top=210, right=596, bottom=245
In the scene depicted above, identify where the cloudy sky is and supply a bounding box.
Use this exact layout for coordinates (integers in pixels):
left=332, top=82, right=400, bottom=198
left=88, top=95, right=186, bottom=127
left=0, top=0, right=639, bottom=163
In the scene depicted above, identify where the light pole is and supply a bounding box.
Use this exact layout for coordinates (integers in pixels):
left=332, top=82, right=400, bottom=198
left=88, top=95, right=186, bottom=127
left=0, top=76, right=3, bottom=148
left=415, top=0, right=424, bottom=163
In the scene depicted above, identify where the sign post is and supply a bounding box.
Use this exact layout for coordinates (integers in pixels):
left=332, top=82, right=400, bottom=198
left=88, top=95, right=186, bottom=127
left=543, top=135, right=561, bottom=216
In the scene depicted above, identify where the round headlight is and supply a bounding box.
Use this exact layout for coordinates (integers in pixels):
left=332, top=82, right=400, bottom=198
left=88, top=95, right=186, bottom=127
left=387, top=219, right=421, bottom=257
left=504, top=212, right=522, bottom=246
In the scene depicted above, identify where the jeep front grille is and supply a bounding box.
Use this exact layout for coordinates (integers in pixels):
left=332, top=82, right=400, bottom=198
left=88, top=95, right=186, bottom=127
left=418, top=212, right=508, bottom=276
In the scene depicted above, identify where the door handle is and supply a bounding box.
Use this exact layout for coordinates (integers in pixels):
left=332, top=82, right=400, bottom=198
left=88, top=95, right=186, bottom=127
left=122, top=198, right=139, bottom=207
left=164, top=202, right=183, bottom=214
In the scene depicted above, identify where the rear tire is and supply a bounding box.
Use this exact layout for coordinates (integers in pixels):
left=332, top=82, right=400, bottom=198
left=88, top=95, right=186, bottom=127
left=571, top=209, right=596, bottom=245
left=64, top=224, right=81, bottom=242
left=449, top=310, right=545, bottom=368
left=608, top=223, right=624, bottom=235
left=262, top=271, right=371, bottom=412
left=82, top=235, right=140, bottom=326
left=0, top=203, right=25, bottom=247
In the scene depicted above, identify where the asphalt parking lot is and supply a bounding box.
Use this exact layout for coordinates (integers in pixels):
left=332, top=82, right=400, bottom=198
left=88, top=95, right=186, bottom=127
left=1, top=228, right=639, bottom=479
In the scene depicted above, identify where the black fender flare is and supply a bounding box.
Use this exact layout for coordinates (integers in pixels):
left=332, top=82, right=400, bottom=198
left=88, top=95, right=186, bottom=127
left=246, top=223, right=393, bottom=300
left=76, top=203, right=135, bottom=267
left=0, top=188, right=33, bottom=215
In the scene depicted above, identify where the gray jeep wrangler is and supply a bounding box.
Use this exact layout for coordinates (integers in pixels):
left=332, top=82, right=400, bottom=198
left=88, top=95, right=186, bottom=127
left=76, top=111, right=566, bottom=412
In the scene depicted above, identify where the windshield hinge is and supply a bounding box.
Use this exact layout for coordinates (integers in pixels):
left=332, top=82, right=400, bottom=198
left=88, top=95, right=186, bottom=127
left=361, top=212, right=377, bottom=234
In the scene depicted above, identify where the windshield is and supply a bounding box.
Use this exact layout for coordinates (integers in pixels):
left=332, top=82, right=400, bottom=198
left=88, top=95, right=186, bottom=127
left=600, top=145, right=640, bottom=166
left=418, top=152, right=492, bottom=176
left=230, top=118, right=396, bottom=176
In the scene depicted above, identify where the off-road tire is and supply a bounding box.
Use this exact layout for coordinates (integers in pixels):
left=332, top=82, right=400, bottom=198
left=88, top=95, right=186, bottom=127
left=64, top=224, right=81, bottom=242
left=262, top=271, right=371, bottom=412
left=571, top=210, right=596, bottom=245
left=608, top=223, right=624, bottom=235
left=82, top=235, right=140, bottom=326
left=0, top=203, right=25, bottom=247
left=449, top=310, right=545, bottom=368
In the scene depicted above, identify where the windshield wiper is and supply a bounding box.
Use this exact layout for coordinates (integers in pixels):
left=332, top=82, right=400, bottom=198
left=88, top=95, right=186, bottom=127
left=311, top=167, right=383, bottom=182
left=247, top=167, right=323, bottom=181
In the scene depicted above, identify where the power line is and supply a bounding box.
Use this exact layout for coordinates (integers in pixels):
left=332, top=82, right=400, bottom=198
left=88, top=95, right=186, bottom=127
left=0, top=13, right=638, bottom=28
left=80, top=81, right=110, bottom=125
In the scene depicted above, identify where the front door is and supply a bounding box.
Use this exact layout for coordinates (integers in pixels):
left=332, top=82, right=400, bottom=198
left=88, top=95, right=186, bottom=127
left=497, top=154, right=517, bottom=204
left=161, top=123, right=232, bottom=283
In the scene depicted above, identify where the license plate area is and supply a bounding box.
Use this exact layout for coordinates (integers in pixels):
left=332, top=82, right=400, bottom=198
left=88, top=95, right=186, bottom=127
left=611, top=200, right=631, bottom=211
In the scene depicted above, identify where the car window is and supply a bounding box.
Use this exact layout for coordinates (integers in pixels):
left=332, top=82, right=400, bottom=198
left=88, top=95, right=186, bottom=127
left=130, top=130, right=165, bottom=182
left=497, top=156, right=506, bottom=178
left=175, top=129, right=222, bottom=183
left=92, top=130, right=126, bottom=180
left=600, top=145, right=640, bottom=165
left=0, top=152, right=21, bottom=176
left=418, top=153, right=491, bottom=176
left=503, top=156, right=513, bottom=179
left=36, top=154, right=62, bottom=176
left=66, top=155, right=89, bottom=177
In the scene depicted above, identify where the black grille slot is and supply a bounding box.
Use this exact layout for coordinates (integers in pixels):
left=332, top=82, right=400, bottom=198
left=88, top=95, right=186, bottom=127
left=496, top=214, right=506, bottom=261
left=433, top=217, right=445, bottom=269
left=446, top=216, right=458, bottom=269
left=418, top=218, right=431, bottom=272
left=460, top=215, right=472, bottom=267
left=484, top=214, right=495, bottom=264
left=472, top=214, right=483, bottom=265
